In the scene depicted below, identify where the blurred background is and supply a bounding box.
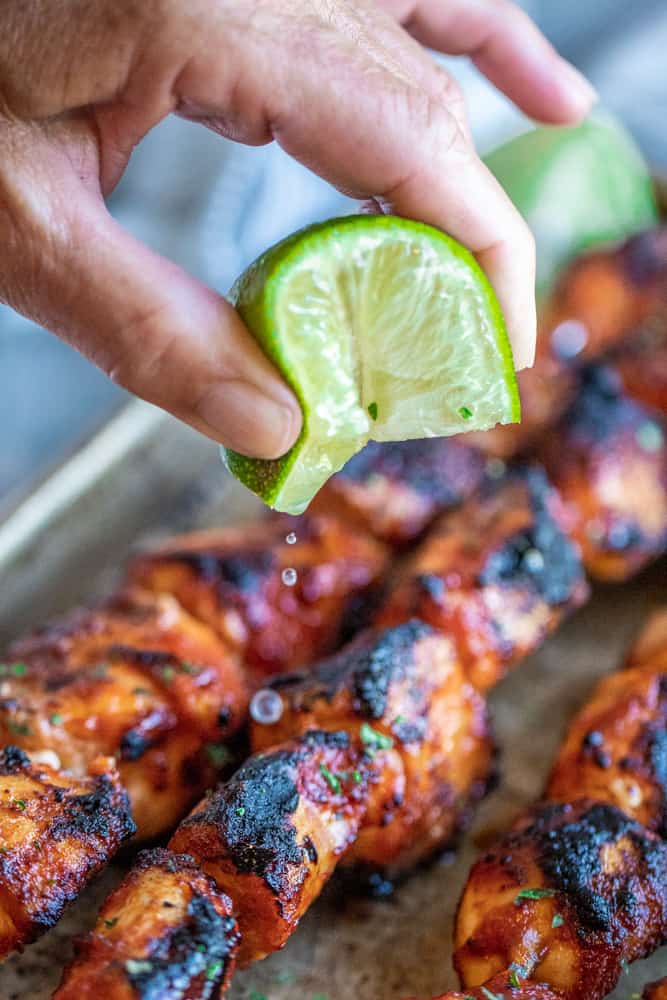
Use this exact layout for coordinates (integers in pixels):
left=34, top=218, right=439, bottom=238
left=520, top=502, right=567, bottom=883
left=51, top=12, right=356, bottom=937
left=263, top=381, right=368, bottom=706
left=1, top=0, right=666, bottom=513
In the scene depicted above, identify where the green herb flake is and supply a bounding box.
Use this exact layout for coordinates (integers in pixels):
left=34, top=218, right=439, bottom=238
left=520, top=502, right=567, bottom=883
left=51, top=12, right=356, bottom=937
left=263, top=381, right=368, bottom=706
left=180, top=662, right=198, bottom=675
left=552, top=913, right=564, bottom=928
left=206, top=960, right=223, bottom=981
left=13, top=799, right=27, bottom=811
left=319, top=764, right=341, bottom=794
left=514, top=887, right=556, bottom=904
left=359, top=722, right=393, bottom=755
left=352, top=770, right=362, bottom=784
left=161, top=665, right=176, bottom=684
left=104, top=917, right=118, bottom=929
left=10, top=663, right=27, bottom=677
left=481, top=988, right=504, bottom=1000
left=8, top=720, right=31, bottom=737
left=125, top=959, right=154, bottom=976
left=236, top=807, right=246, bottom=817
left=509, top=969, right=521, bottom=988
left=205, top=743, right=232, bottom=768
left=50, top=713, right=63, bottom=726
left=367, top=402, right=378, bottom=421
left=458, top=405, right=474, bottom=420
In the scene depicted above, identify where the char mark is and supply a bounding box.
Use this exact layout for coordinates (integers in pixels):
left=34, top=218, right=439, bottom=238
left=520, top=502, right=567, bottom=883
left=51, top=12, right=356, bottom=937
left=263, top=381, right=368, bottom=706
left=479, top=466, right=584, bottom=605
left=167, top=550, right=275, bottom=592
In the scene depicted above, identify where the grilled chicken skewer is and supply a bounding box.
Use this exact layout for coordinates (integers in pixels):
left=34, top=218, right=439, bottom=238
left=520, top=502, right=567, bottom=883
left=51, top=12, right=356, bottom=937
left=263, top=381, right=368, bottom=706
left=7, top=227, right=667, bottom=984
left=0, top=747, right=134, bottom=959
left=0, top=515, right=386, bottom=961
left=451, top=609, right=667, bottom=1000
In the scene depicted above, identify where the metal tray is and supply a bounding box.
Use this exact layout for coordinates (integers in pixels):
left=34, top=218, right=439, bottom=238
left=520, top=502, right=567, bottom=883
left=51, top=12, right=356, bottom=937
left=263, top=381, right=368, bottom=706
left=0, top=400, right=664, bottom=999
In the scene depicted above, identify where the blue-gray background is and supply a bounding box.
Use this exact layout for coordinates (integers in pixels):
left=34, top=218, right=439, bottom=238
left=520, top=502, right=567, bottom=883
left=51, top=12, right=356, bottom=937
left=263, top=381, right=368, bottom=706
left=2, top=0, right=666, bottom=509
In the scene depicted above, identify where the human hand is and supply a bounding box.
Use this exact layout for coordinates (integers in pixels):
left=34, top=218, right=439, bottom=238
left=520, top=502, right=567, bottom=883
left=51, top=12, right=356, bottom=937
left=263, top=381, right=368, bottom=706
left=0, top=0, right=595, bottom=458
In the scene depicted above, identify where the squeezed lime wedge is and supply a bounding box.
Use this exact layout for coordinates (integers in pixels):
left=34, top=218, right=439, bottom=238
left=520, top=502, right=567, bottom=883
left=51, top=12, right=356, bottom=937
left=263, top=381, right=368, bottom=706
left=222, top=215, right=519, bottom=514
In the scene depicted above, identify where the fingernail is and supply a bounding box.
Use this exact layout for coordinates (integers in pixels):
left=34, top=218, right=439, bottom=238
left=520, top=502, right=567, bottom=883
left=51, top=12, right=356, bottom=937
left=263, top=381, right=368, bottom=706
left=559, top=59, right=598, bottom=111
left=197, top=380, right=302, bottom=458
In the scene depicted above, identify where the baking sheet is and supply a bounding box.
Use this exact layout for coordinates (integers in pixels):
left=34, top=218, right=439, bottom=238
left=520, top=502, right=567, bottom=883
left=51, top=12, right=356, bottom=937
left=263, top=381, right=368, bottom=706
left=0, top=402, right=665, bottom=999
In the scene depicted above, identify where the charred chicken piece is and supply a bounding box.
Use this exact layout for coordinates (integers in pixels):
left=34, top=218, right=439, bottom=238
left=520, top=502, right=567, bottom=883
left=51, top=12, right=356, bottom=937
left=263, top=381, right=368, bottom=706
left=453, top=800, right=667, bottom=1000
left=54, top=849, right=239, bottom=1000
left=644, top=980, right=667, bottom=1000
left=311, top=439, right=486, bottom=546
left=0, top=746, right=134, bottom=961
left=469, top=226, right=667, bottom=459
left=169, top=729, right=377, bottom=965
left=539, top=366, right=667, bottom=582
left=410, top=973, right=565, bottom=1000
left=2, top=592, right=248, bottom=839
left=129, top=515, right=388, bottom=683
left=251, top=622, right=493, bottom=878
left=377, top=467, right=588, bottom=691
left=611, top=315, right=667, bottom=418
left=546, top=663, right=667, bottom=837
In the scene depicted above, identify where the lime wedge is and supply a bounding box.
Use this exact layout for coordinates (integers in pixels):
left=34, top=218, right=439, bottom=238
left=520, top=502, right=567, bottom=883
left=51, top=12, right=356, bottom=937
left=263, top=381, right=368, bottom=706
left=222, top=215, right=519, bottom=514
left=485, top=113, right=658, bottom=294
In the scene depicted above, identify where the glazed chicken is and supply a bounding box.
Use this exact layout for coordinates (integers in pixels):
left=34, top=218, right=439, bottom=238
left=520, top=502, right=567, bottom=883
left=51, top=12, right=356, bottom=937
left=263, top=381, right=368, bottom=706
left=0, top=746, right=134, bottom=960
left=55, top=623, right=491, bottom=991
left=377, top=466, right=589, bottom=691
left=453, top=609, right=667, bottom=1000
left=0, top=591, right=248, bottom=839
left=129, top=514, right=388, bottom=681
left=453, top=799, right=667, bottom=999
left=539, top=366, right=667, bottom=582
left=468, top=225, right=667, bottom=460
left=312, top=438, right=486, bottom=546
left=251, top=621, right=493, bottom=880
left=645, top=980, right=667, bottom=1000
left=54, top=849, right=239, bottom=1000
left=409, top=974, right=565, bottom=1000
left=612, top=313, right=667, bottom=418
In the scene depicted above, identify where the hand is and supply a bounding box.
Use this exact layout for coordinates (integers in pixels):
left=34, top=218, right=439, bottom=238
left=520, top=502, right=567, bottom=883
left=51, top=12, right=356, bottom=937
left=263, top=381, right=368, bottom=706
left=0, top=0, right=595, bottom=458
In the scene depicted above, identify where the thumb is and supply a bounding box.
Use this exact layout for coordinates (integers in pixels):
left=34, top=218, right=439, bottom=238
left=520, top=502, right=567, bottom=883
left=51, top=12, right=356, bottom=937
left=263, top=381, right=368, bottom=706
left=1, top=130, right=302, bottom=460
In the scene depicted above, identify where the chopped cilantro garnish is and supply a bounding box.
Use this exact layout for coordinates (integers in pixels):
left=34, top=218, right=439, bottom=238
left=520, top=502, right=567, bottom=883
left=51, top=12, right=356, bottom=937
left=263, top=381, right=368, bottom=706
left=206, top=960, right=223, bottom=981
left=13, top=799, right=26, bottom=811
left=367, top=402, right=378, bottom=421
left=205, top=743, right=232, bottom=768
left=458, top=405, right=474, bottom=420
left=180, top=662, right=198, bottom=675
left=319, top=764, right=341, bottom=794
left=196, top=944, right=206, bottom=953
left=236, top=807, right=246, bottom=817
left=50, top=713, right=63, bottom=726
left=161, top=665, right=175, bottom=683
left=552, top=913, right=564, bottom=928
left=352, top=770, right=362, bottom=784
left=514, top=887, right=556, bottom=904
left=8, top=720, right=31, bottom=736
left=359, top=722, right=393, bottom=755
left=125, top=959, right=153, bottom=976
left=509, top=969, right=521, bottom=988
left=104, top=917, right=118, bottom=929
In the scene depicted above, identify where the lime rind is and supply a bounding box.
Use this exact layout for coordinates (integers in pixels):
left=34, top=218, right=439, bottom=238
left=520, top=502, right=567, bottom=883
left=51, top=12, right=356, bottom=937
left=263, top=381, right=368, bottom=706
left=223, top=215, right=519, bottom=514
